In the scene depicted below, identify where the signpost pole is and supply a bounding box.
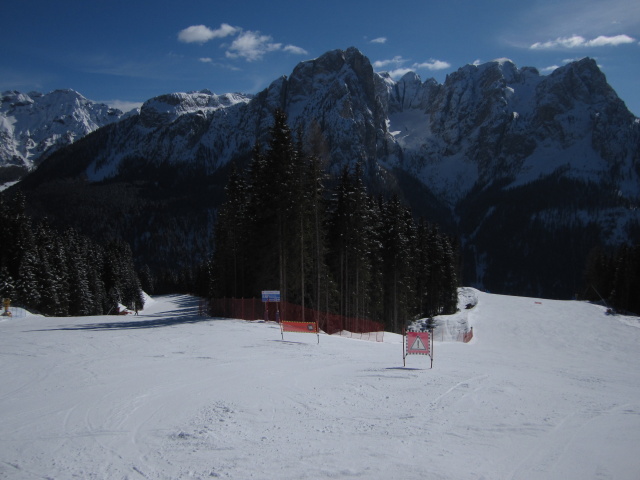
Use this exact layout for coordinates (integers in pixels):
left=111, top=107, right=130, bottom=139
left=430, top=327, right=434, bottom=369
left=402, top=326, right=406, bottom=367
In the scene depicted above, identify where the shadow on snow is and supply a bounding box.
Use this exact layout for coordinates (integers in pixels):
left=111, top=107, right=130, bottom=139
left=29, top=295, right=230, bottom=332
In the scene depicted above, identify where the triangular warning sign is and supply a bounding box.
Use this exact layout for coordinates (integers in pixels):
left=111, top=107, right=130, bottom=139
left=406, top=332, right=430, bottom=355
left=410, top=335, right=428, bottom=351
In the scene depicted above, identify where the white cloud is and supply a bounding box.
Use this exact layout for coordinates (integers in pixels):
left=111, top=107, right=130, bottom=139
left=370, top=37, right=387, bottom=44
left=178, top=24, right=307, bottom=62
left=413, top=59, right=451, bottom=71
left=387, top=68, right=414, bottom=79
left=372, top=56, right=407, bottom=69
left=225, top=31, right=282, bottom=61
left=283, top=45, right=308, bottom=55
left=102, top=99, right=143, bottom=113
left=530, top=34, right=635, bottom=49
left=373, top=55, right=451, bottom=78
left=541, top=65, right=560, bottom=73
left=585, top=34, right=635, bottom=46
left=178, top=23, right=238, bottom=43
left=508, top=0, right=640, bottom=47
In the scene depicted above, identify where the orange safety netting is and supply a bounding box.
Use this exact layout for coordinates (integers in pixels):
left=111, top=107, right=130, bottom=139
left=281, top=320, right=318, bottom=334
left=206, top=298, right=384, bottom=342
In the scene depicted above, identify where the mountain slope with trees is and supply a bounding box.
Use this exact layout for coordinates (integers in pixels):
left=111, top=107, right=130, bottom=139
left=0, top=192, right=143, bottom=316
left=5, top=48, right=639, bottom=300
left=205, top=110, right=458, bottom=332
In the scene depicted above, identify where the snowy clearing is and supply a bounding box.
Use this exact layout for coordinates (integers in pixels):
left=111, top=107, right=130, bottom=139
left=1, top=290, right=640, bottom=479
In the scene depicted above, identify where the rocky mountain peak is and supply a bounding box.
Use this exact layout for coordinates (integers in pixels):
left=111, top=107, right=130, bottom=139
left=0, top=89, right=125, bottom=181
left=139, top=90, right=252, bottom=128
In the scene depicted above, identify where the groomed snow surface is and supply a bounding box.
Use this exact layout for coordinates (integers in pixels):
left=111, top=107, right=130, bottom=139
left=1, top=289, right=639, bottom=479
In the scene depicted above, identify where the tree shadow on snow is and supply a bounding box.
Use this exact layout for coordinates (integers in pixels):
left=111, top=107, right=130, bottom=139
left=386, top=366, right=427, bottom=371
left=29, top=296, right=233, bottom=332
left=43, top=315, right=214, bottom=332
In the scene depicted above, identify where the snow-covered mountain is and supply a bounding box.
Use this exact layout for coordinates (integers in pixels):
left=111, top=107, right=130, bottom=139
left=0, top=89, right=127, bottom=182
left=86, top=90, right=253, bottom=181
left=8, top=48, right=640, bottom=298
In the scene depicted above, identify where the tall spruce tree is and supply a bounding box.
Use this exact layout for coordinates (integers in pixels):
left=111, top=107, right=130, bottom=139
left=380, top=195, right=416, bottom=332
left=212, top=162, right=248, bottom=298
left=327, top=162, right=376, bottom=320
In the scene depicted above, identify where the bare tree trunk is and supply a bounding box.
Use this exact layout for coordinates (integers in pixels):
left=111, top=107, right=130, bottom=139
left=300, top=214, right=305, bottom=321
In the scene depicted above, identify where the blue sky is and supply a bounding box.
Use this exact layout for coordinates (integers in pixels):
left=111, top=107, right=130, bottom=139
left=2, top=0, right=639, bottom=115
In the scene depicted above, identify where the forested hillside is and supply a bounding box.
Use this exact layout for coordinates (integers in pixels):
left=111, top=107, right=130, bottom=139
left=203, top=110, right=459, bottom=332
left=0, top=192, right=143, bottom=316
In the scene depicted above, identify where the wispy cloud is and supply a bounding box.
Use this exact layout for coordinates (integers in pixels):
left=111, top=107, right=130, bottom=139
left=178, top=24, right=239, bottom=43
left=373, top=56, right=451, bottom=78
left=540, top=57, right=604, bottom=75
left=414, top=59, right=451, bottom=70
left=530, top=34, right=636, bottom=49
left=540, top=65, right=560, bottom=73
left=373, top=55, right=407, bottom=69
left=225, top=31, right=282, bottom=61
left=370, top=37, right=387, bottom=44
left=100, top=99, right=143, bottom=113
left=387, top=68, right=414, bottom=78
left=178, top=24, right=307, bottom=62
left=283, top=45, right=308, bottom=55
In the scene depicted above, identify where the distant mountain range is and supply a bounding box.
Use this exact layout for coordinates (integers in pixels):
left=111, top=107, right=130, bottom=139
left=0, top=89, right=127, bottom=183
left=4, top=47, right=639, bottom=298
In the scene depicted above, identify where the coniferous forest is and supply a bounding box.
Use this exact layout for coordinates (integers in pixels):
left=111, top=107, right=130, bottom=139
left=200, top=110, right=460, bottom=332
left=583, top=244, right=640, bottom=315
left=3, top=109, right=638, bottom=322
left=0, top=192, right=144, bottom=316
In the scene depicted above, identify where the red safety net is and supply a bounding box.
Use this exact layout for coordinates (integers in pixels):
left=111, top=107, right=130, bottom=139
left=459, top=327, right=474, bottom=343
left=206, top=298, right=384, bottom=342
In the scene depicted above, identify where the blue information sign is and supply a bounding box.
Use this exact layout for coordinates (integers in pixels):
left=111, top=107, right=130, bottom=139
left=261, top=290, right=281, bottom=302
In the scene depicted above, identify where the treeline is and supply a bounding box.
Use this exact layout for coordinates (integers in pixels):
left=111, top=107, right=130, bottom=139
left=584, top=243, right=640, bottom=315
left=199, top=110, right=458, bottom=332
left=0, top=192, right=144, bottom=316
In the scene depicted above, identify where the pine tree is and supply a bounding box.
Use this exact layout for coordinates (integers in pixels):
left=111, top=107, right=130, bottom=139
left=0, top=266, right=16, bottom=300
left=16, top=243, right=41, bottom=309
left=212, top=162, right=249, bottom=298
left=380, top=195, right=415, bottom=332
left=301, top=151, right=331, bottom=313
left=414, top=218, right=431, bottom=318
left=266, top=109, right=299, bottom=304
left=103, top=240, right=143, bottom=312
left=65, top=229, right=94, bottom=316
left=327, top=162, right=376, bottom=320
left=243, top=140, right=280, bottom=297
left=138, top=264, right=155, bottom=295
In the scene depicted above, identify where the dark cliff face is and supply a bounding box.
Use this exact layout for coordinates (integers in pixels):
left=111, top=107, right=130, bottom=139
left=8, top=48, right=639, bottom=299
left=268, top=47, right=392, bottom=172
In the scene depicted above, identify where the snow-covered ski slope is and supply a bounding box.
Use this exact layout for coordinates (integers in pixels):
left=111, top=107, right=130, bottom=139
left=1, top=290, right=639, bottom=479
